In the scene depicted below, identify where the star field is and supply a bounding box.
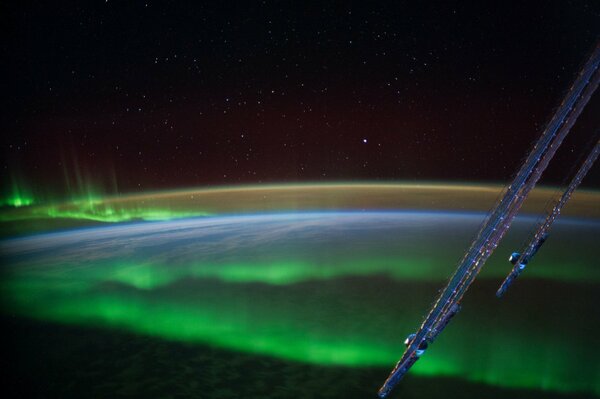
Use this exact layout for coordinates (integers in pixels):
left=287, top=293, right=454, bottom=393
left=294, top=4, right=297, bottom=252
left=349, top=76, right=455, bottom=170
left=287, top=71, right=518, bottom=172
left=3, top=1, right=599, bottom=196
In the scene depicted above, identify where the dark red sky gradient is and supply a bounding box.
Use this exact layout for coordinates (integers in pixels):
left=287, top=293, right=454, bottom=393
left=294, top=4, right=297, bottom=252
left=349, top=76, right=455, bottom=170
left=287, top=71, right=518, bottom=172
left=3, top=1, right=599, bottom=196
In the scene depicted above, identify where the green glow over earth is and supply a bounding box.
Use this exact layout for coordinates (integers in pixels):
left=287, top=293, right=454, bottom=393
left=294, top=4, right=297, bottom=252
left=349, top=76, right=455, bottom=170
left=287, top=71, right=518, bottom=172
left=2, top=185, right=600, bottom=397
left=2, top=264, right=598, bottom=396
left=2, top=211, right=599, bottom=397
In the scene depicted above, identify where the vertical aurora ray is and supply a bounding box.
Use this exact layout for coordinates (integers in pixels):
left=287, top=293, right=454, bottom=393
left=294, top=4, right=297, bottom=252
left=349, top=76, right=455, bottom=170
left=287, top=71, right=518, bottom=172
left=2, top=156, right=123, bottom=213
left=0, top=168, right=211, bottom=224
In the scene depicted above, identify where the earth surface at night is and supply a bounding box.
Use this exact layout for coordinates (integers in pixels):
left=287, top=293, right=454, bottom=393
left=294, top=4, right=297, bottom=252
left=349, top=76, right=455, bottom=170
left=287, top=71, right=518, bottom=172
left=1, top=184, right=599, bottom=399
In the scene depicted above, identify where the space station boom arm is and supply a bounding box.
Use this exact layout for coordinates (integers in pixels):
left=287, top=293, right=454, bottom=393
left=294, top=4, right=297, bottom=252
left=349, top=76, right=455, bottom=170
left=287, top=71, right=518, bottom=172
left=378, top=42, right=600, bottom=398
left=496, top=138, right=600, bottom=297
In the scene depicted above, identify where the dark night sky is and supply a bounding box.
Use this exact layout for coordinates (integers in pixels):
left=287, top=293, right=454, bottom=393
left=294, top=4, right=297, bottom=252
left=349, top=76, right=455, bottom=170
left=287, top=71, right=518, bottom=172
left=3, top=1, right=600, bottom=196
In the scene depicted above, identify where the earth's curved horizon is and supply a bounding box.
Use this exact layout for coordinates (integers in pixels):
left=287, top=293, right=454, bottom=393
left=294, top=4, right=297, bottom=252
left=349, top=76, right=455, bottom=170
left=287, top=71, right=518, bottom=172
left=1, top=182, right=599, bottom=398
left=2, top=182, right=599, bottom=238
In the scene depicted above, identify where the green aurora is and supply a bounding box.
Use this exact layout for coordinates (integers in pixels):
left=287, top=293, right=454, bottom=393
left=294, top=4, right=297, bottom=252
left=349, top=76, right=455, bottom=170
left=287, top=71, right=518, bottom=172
left=0, top=197, right=211, bottom=223
left=2, top=264, right=598, bottom=396
left=0, top=168, right=214, bottom=223
left=20, top=202, right=209, bottom=223
left=2, top=211, right=599, bottom=397
left=1, top=176, right=35, bottom=207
